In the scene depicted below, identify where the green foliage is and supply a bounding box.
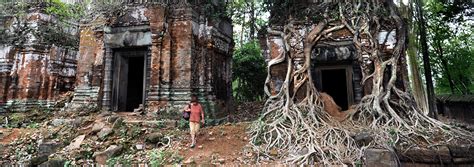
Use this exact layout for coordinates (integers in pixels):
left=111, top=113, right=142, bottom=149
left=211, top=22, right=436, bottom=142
left=85, top=0, right=122, bottom=20
left=226, top=0, right=268, bottom=45
left=149, top=149, right=167, bottom=166
left=232, top=40, right=266, bottom=102
left=106, top=154, right=133, bottom=166
left=424, top=0, right=474, bottom=95
left=202, top=0, right=226, bottom=20
left=0, top=2, right=29, bottom=17
left=252, top=118, right=265, bottom=146
left=9, top=113, right=25, bottom=123
left=6, top=113, right=26, bottom=128
left=63, top=160, right=71, bottom=167
left=106, top=157, right=119, bottom=166
left=149, top=149, right=183, bottom=166
left=119, top=124, right=143, bottom=140
left=129, top=125, right=143, bottom=139
left=156, top=120, right=166, bottom=129
left=178, top=119, right=188, bottom=130
left=0, top=1, right=82, bottom=48
left=259, top=0, right=338, bottom=25
left=79, top=144, right=93, bottom=159
left=388, top=128, right=397, bottom=136
left=45, top=0, right=85, bottom=21
left=119, top=127, right=128, bottom=138
left=0, top=2, right=29, bottom=45
left=355, top=160, right=363, bottom=167
left=27, top=123, right=39, bottom=129
left=37, top=23, right=80, bottom=49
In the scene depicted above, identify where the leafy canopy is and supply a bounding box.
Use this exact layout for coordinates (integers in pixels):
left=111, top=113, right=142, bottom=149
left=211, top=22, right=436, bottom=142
left=425, top=0, right=474, bottom=94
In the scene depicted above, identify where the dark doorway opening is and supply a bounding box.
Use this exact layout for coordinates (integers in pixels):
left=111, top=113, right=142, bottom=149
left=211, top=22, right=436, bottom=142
left=112, top=49, right=147, bottom=112
left=321, top=69, right=349, bottom=110
left=126, top=56, right=144, bottom=111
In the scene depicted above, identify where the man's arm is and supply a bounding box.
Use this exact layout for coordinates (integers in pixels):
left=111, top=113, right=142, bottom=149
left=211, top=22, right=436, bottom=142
left=184, top=104, right=190, bottom=112
left=201, top=105, right=205, bottom=123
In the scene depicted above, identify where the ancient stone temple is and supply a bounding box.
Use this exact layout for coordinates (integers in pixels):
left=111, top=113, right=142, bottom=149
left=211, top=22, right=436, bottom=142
left=0, top=4, right=78, bottom=112
left=260, top=0, right=409, bottom=111
left=72, top=1, right=233, bottom=118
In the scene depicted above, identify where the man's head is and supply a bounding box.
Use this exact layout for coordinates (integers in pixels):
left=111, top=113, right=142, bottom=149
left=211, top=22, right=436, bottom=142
left=191, top=95, right=198, bottom=104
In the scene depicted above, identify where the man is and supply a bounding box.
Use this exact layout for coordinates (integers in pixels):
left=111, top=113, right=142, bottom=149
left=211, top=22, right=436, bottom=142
left=184, top=95, right=205, bottom=148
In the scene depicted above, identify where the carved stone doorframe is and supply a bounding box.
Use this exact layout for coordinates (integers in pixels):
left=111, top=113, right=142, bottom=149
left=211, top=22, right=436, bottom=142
left=102, top=46, right=151, bottom=111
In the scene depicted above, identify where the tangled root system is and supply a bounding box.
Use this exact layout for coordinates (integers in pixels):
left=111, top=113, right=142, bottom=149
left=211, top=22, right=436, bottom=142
left=249, top=1, right=473, bottom=165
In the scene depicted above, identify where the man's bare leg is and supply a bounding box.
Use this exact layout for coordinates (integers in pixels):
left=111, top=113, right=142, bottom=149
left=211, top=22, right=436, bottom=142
left=190, top=133, right=196, bottom=148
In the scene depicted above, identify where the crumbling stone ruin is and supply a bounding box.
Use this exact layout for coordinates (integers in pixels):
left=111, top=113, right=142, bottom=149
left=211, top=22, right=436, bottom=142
left=260, top=1, right=408, bottom=114
left=72, top=1, right=233, bottom=118
left=252, top=0, right=473, bottom=165
left=0, top=3, right=78, bottom=111
left=0, top=1, right=234, bottom=119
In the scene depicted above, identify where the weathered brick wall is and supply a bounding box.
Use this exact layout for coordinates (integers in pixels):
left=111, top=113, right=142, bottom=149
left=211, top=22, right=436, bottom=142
left=437, top=95, right=474, bottom=124
left=0, top=46, right=77, bottom=112
left=0, top=46, right=16, bottom=103
left=0, top=12, right=78, bottom=112
left=76, top=26, right=104, bottom=88
left=191, top=14, right=233, bottom=118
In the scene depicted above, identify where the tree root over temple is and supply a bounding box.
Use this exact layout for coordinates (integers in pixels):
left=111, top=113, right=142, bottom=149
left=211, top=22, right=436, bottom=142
left=249, top=1, right=473, bottom=165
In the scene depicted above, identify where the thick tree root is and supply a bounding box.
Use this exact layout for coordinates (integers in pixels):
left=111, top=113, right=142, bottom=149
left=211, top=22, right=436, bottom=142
left=250, top=90, right=363, bottom=165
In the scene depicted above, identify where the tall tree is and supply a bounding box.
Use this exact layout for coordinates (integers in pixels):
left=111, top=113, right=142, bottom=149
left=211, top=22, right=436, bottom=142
left=415, top=0, right=438, bottom=119
left=425, top=0, right=474, bottom=95
left=227, top=0, right=267, bottom=46
left=398, top=0, right=429, bottom=115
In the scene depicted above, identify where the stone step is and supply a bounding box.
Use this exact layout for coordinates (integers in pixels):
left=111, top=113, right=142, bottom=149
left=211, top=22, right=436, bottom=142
left=74, top=90, right=100, bottom=94
left=72, top=95, right=98, bottom=98
left=70, top=87, right=100, bottom=105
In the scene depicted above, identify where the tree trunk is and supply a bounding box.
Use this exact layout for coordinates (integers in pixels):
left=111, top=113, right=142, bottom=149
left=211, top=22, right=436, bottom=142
left=416, top=0, right=438, bottom=119
left=458, top=74, right=471, bottom=95
left=434, top=40, right=457, bottom=94
left=403, top=0, right=429, bottom=115
left=240, top=13, right=245, bottom=47
left=248, top=1, right=256, bottom=40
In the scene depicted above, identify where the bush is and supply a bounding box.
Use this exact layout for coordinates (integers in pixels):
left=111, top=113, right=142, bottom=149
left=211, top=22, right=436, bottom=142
left=233, top=40, right=267, bottom=102
left=178, top=119, right=189, bottom=130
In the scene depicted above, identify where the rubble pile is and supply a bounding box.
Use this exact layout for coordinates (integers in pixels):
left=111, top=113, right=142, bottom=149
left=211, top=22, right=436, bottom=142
left=0, top=107, right=190, bottom=166
left=0, top=99, right=271, bottom=166
left=0, top=91, right=74, bottom=129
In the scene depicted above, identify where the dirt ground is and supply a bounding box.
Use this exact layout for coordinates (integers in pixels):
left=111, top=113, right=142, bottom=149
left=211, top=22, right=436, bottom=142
left=112, top=112, right=256, bottom=164
left=0, top=128, right=32, bottom=157
left=177, top=122, right=252, bottom=164
left=0, top=121, right=255, bottom=165
left=0, top=128, right=21, bottom=145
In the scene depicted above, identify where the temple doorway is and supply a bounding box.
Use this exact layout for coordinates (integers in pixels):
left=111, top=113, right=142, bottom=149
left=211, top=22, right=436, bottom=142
left=314, top=66, right=354, bottom=110
left=111, top=49, right=147, bottom=112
